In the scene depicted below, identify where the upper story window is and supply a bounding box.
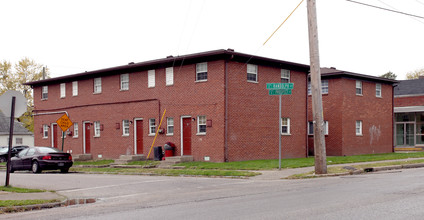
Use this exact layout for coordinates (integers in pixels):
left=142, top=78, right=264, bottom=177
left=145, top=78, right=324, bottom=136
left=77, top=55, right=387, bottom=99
left=308, top=80, right=329, bottom=95
left=148, top=70, right=155, bottom=88
left=120, top=74, right=129, bottom=91
left=197, top=116, right=207, bottom=135
left=60, top=83, right=66, bottom=98
left=356, top=120, right=362, bottom=135
left=72, top=81, right=78, bottom=96
left=122, top=120, right=130, bottom=136
left=356, top=80, right=362, bottom=95
left=321, top=80, right=329, bottom=94
left=43, top=124, right=49, bottom=138
left=149, top=118, right=156, bottom=135
left=166, top=67, right=174, bottom=86
left=94, top=121, right=101, bottom=137
left=308, top=121, right=329, bottom=135
left=167, top=117, right=174, bottom=135
left=281, top=118, right=290, bottom=135
left=196, top=62, right=208, bottom=81
left=281, top=69, right=290, bottom=83
left=94, top=78, right=102, bottom=94
left=376, top=83, right=382, bottom=97
left=42, top=86, right=48, bottom=100
left=247, top=64, right=258, bottom=82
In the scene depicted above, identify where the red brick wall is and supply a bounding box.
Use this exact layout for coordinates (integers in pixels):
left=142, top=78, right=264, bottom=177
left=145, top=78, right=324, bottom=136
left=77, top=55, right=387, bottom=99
left=33, top=60, right=226, bottom=162
left=308, top=78, right=393, bottom=156
left=226, top=61, right=308, bottom=161
left=394, top=95, right=424, bottom=107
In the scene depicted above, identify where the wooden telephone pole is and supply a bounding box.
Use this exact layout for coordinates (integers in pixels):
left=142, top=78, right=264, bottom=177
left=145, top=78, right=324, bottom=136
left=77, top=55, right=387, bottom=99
left=307, top=0, right=327, bottom=174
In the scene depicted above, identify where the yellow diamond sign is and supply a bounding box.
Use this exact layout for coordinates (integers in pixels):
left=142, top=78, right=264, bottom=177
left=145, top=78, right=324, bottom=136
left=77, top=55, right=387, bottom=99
left=56, top=114, right=73, bottom=132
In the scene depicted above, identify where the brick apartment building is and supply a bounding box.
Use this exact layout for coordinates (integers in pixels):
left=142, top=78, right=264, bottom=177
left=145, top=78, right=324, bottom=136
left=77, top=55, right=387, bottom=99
left=25, top=49, right=396, bottom=162
left=307, top=68, right=396, bottom=156
left=394, top=77, right=424, bottom=149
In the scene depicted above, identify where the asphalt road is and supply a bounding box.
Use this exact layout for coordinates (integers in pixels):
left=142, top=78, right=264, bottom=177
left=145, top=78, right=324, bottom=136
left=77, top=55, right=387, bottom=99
left=2, top=168, right=424, bottom=220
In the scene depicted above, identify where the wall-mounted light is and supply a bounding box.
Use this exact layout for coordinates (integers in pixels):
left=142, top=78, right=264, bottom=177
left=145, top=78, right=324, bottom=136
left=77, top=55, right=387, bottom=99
left=192, top=117, right=196, bottom=121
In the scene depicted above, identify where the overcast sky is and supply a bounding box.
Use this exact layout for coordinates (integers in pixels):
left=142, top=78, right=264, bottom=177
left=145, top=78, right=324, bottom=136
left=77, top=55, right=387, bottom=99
left=1, top=0, right=424, bottom=80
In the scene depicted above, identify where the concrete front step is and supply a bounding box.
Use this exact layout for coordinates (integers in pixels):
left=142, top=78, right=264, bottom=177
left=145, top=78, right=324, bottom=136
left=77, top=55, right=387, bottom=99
left=164, top=155, right=194, bottom=163
left=73, top=154, right=92, bottom=161
left=114, top=155, right=146, bottom=164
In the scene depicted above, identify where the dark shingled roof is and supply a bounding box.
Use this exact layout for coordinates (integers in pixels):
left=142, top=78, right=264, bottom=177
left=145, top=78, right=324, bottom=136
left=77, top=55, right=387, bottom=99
left=0, top=111, right=33, bottom=135
left=320, top=67, right=398, bottom=84
left=394, top=78, right=424, bottom=96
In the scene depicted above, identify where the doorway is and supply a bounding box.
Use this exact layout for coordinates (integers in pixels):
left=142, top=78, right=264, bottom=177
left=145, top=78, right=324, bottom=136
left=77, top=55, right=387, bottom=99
left=134, top=118, right=143, bottom=155
left=83, top=122, right=91, bottom=154
left=396, top=123, right=414, bottom=146
left=181, top=116, right=192, bottom=155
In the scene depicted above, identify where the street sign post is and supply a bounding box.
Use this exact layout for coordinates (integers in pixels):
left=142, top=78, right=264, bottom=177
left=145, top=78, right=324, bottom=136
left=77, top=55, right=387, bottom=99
left=266, top=83, right=294, bottom=170
left=56, top=114, right=73, bottom=151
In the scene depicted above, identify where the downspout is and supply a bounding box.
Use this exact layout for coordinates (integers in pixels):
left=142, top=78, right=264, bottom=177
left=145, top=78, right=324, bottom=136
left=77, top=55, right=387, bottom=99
left=33, top=111, right=69, bottom=116
left=392, top=84, right=396, bottom=152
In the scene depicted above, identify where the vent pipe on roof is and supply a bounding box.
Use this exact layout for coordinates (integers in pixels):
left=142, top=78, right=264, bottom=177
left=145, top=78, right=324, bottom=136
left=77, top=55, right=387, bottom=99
left=227, top=48, right=234, bottom=52
left=166, top=55, right=173, bottom=58
left=42, top=67, right=46, bottom=80
left=330, top=67, right=336, bottom=69
left=128, top=62, right=135, bottom=65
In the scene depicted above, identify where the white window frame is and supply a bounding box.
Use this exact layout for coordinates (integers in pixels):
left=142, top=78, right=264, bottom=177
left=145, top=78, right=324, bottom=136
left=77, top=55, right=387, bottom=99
left=376, top=83, right=382, bottom=97
left=167, top=117, right=174, bottom=135
left=94, top=78, right=102, bottom=94
left=60, top=83, right=66, bottom=98
left=197, top=116, right=207, bottom=135
left=149, top=118, right=156, bottom=135
left=42, top=86, right=48, bottom=100
left=94, top=121, right=101, bottom=137
left=148, top=70, right=155, bottom=88
left=196, top=62, right=208, bottom=81
left=356, top=80, right=362, bottom=95
left=72, top=81, right=78, bottom=96
left=281, top=118, right=290, bottom=135
left=123, top=120, right=130, bottom=136
left=43, top=124, right=49, bottom=138
left=356, top=120, right=362, bottom=136
left=15, top=137, right=23, bottom=145
left=247, top=64, right=258, bottom=83
left=321, top=80, right=329, bottom=94
left=308, top=121, right=329, bottom=135
left=166, top=67, right=174, bottom=86
left=281, top=69, right=290, bottom=83
left=120, top=74, right=129, bottom=91
left=73, top=123, right=78, bottom=138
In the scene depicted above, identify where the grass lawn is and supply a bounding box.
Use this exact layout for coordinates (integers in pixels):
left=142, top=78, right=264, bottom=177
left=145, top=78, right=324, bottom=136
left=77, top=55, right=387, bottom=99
left=177, top=152, right=424, bottom=170
left=0, top=186, right=45, bottom=193
left=73, top=160, right=114, bottom=166
left=0, top=199, right=60, bottom=208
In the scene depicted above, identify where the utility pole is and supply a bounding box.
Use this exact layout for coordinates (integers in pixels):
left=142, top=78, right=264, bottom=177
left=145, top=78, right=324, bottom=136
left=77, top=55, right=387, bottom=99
left=307, top=0, right=327, bottom=174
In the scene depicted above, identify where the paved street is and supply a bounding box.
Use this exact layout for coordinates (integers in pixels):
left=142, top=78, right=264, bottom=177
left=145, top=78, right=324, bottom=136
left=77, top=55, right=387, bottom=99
left=1, top=168, right=424, bottom=219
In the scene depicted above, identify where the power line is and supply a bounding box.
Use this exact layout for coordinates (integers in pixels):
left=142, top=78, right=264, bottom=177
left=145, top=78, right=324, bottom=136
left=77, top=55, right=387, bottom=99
left=346, top=0, right=424, bottom=19
left=376, top=0, right=424, bottom=25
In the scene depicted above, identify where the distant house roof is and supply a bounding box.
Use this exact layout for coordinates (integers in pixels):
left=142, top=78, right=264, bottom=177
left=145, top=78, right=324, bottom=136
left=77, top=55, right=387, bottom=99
left=0, top=111, right=33, bottom=135
left=394, top=77, right=424, bottom=96
left=24, top=49, right=310, bottom=87
left=320, top=67, right=398, bottom=84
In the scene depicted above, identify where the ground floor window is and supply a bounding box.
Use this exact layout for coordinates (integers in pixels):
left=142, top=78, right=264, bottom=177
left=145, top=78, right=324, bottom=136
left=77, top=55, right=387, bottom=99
left=308, top=121, right=328, bottom=135
left=149, top=119, right=156, bottom=135
left=281, top=118, right=290, bottom=135
left=356, top=121, right=362, bottom=136
left=395, top=112, right=424, bottom=146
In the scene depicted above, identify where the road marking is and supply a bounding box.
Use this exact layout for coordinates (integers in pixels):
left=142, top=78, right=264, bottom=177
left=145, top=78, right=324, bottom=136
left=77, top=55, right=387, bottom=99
left=99, top=192, right=149, bottom=201
left=58, top=179, right=169, bottom=193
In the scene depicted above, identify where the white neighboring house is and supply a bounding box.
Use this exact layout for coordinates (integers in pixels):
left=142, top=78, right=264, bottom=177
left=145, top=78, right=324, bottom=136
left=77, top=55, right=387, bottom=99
left=0, top=111, right=34, bottom=146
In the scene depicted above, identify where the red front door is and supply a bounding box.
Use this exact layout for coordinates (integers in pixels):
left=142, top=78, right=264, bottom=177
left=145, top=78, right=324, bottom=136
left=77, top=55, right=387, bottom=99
left=182, top=118, right=192, bottom=155
left=84, top=123, right=91, bottom=154
left=136, top=120, right=143, bottom=154
left=53, top=124, right=58, bottom=148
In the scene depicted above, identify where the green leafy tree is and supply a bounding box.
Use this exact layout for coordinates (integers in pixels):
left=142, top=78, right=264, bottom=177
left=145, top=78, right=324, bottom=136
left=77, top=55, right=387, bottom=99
left=380, top=71, right=397, bottom=80
left=0, top=58, right=49, bottom=132
left=406, top=68, right=424, bottom=79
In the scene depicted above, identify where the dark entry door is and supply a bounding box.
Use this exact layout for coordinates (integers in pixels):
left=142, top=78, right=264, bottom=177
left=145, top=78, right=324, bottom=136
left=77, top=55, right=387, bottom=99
left=136, top=120, right=143, bottom=154
left=182, top=118, right=192, bottom=155
left=85, top=123, right=91, bottom=154
left=53, top=124, right=58, bottom=148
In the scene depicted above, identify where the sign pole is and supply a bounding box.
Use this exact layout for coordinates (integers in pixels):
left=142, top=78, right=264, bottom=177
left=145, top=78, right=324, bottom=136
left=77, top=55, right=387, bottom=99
left=5, top=97, right=16, bottom=187
left=61, top=131, right=65, bottom=151
left=279, top=95, right=282, bottom=170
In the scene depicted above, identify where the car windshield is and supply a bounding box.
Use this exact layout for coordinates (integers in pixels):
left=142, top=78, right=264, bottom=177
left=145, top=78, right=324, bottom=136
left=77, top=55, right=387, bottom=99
left=37, top=147, right=62, bottom=153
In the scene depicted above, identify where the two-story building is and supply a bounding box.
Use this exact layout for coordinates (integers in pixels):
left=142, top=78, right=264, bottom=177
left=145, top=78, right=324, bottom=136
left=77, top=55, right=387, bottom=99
left=25, top=49, right=310, bottom=162
left=307, top=68, right=396, bottom=156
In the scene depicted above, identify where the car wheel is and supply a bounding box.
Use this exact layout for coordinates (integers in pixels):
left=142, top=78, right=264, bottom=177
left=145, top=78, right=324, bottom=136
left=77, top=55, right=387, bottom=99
left=0, top=157, right=5, bottom=163
left=32, top=161, right=41, bottom=173
left=60, top=168, right=69, bottom=173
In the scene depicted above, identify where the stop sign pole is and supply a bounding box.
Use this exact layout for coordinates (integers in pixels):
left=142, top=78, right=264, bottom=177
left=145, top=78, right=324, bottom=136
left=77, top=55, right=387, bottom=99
left=5, top=97, right=16, bottom=187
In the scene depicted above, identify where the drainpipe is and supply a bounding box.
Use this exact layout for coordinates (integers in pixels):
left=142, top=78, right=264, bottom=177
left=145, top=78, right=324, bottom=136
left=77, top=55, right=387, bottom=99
left=224, top=59, right=229, bottom=162
left=392, top=84, right=396, bottom=152
left=33, top=111, right=69, bottom=116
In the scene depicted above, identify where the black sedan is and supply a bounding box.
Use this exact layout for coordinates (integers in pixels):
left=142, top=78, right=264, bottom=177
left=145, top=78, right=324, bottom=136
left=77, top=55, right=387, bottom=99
left=10, top=147, right=73, bottom=173
left=0, top=145, right=29, bottom=162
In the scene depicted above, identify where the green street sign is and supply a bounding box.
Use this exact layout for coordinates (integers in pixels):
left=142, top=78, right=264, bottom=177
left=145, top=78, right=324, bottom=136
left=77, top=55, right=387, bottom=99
left=269, top=89, right=292, bottom=95
left=266, top=83, right=294, bottom=90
